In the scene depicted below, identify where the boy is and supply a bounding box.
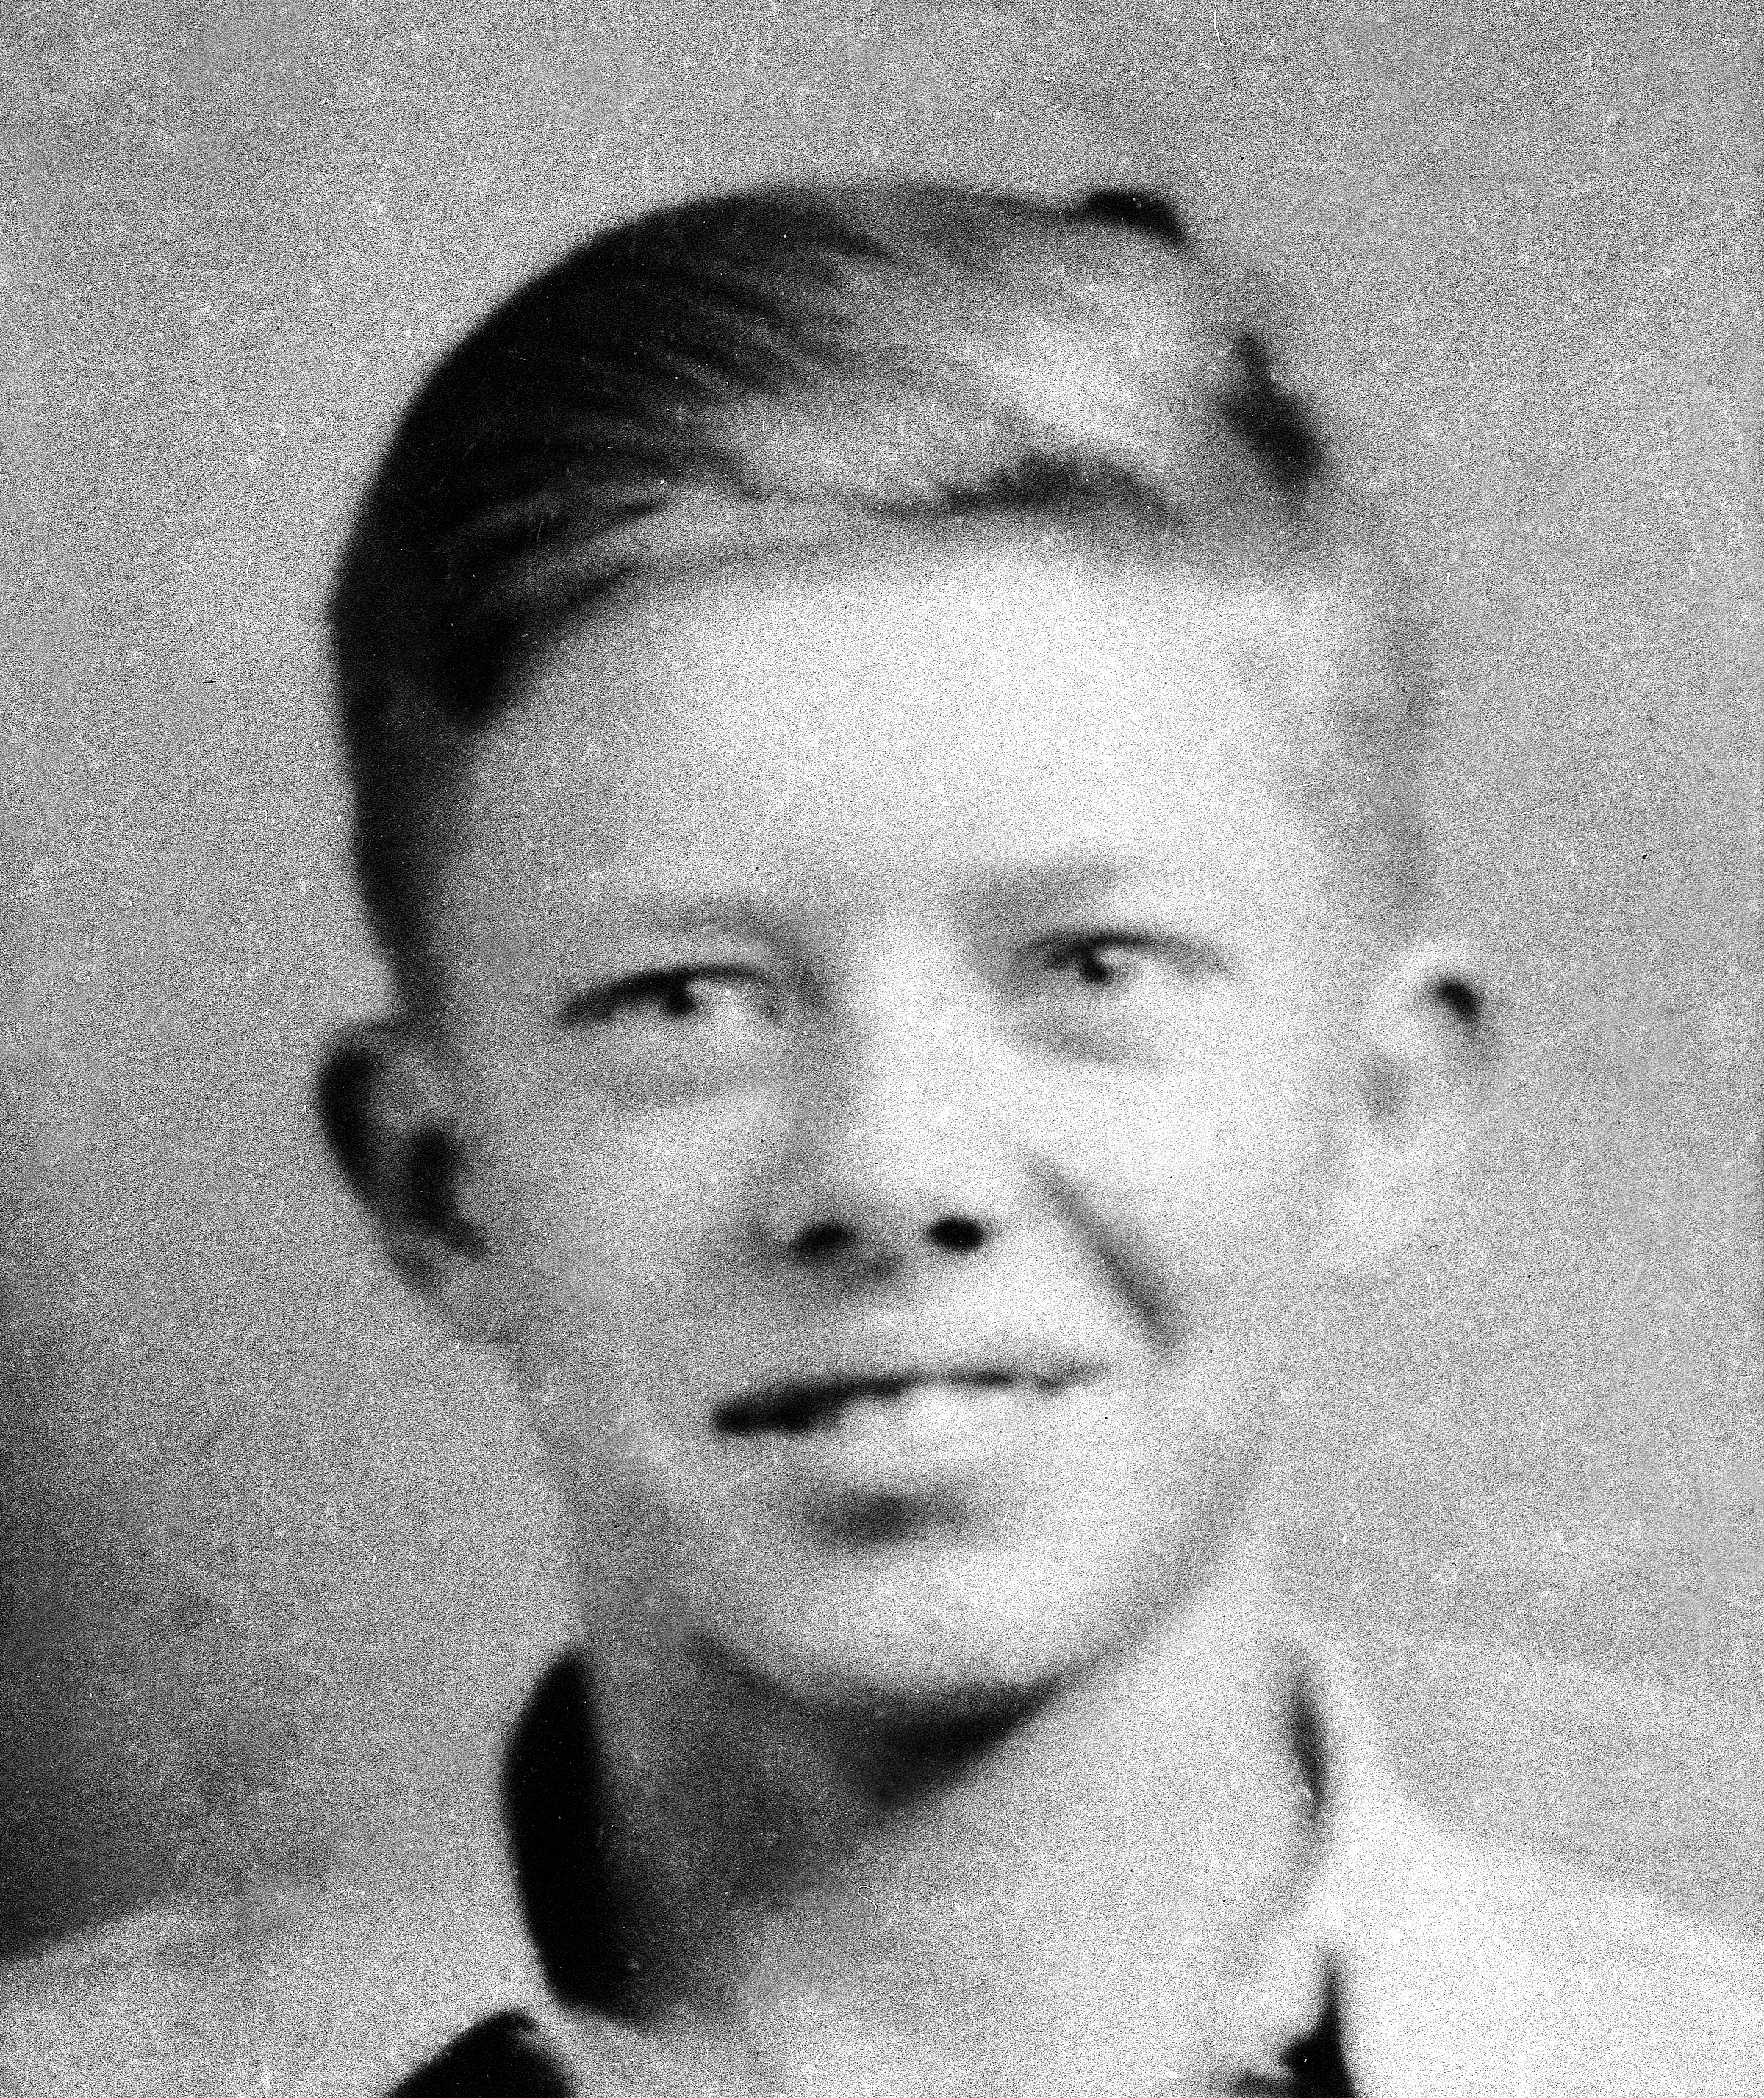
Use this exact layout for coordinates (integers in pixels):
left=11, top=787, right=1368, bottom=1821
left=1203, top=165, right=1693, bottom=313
left=4, top=182, right=1758, bottom=2094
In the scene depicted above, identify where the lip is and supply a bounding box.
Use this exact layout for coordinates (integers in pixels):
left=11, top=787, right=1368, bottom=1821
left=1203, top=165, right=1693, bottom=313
left=714, top=1358, right=1097, bottom=1437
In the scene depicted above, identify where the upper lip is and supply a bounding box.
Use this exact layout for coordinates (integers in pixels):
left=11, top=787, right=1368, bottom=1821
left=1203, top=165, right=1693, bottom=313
left=714, top=1350, right=1100, bottom=1436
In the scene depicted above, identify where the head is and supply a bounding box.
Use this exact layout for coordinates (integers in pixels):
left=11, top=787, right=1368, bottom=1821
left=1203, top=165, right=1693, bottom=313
left=320, top=182, right=1482, bottom=1727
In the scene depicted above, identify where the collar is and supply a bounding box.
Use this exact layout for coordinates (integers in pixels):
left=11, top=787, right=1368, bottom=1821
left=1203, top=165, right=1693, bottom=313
left=495, top=1640, right=1366, bottom=2096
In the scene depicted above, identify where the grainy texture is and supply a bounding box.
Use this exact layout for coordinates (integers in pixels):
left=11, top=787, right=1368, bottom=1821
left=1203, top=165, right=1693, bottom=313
left=1, top=0, right=1758, bottom=1952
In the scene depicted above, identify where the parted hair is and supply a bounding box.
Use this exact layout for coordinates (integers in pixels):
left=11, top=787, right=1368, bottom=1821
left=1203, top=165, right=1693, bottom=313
left=328, top=179, right=1424, bottom=995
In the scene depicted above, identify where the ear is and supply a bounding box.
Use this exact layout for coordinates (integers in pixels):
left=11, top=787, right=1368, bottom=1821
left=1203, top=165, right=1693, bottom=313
left=315, top=1015, right=512, bottom=1341
left=1322, top=939, right=1491, bottom=1276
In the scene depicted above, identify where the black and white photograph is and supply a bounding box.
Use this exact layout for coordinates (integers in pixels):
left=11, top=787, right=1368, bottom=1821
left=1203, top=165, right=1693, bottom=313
left=1, top=4, right=1759, bottom=2091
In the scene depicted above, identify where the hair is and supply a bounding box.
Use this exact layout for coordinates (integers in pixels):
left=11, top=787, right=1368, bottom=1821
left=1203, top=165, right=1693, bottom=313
left=328, top=179, right=1428, bottom=1000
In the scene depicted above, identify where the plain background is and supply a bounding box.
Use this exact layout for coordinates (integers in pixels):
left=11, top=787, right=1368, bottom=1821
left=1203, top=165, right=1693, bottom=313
left=1, top=0, right=1758, bottom=1954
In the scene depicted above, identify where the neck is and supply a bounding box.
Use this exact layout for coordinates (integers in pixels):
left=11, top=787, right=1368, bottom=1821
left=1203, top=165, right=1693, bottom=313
left=572, top=1529, right=1311, bottom=2097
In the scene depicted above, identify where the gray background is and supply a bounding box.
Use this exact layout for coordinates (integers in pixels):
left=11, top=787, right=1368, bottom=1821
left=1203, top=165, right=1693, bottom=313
left=1, top=0, right=1758, bottom=1953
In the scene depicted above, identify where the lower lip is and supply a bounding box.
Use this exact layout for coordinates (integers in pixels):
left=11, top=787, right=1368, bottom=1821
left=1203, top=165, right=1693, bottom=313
left=722, top=1377, right=1083, bottom=1492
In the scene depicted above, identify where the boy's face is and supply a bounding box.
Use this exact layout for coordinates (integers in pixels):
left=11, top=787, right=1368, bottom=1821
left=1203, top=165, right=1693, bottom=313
left=399, top=527, right=1445, bottom=1719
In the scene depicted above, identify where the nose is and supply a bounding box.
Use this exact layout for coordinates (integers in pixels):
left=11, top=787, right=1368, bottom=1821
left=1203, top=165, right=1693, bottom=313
left=753, top=994, right=1013, bottom=1280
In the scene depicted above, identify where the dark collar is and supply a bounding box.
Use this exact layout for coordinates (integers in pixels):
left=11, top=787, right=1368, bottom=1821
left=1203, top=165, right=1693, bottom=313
left=389, top=1650, right=1360, bottom=2096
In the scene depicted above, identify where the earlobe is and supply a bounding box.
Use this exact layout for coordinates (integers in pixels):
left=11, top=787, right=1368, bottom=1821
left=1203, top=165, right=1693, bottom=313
left=1324, top=939, right=1490, bottom=1276
left=315, top=1016, right=509, bottom=1340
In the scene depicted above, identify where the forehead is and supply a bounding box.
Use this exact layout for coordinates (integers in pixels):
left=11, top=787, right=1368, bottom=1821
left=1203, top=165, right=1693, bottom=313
left=509, top=525, right=1345, bottom=766
left=445, top=526, right=1372, bottom=944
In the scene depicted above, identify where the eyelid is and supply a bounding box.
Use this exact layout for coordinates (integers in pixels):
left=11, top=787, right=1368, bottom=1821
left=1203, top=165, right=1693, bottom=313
left=1026, top=927, right=1233, bottom=977
left=553, top=962, right=778, bottom=1029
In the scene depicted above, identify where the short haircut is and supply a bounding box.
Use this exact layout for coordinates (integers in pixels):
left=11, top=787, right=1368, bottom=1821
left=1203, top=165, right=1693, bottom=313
left=328, top=179, right=1427, bottom=998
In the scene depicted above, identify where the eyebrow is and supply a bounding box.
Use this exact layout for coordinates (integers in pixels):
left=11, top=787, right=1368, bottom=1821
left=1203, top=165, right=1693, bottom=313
left=575, top=856, right=1218, bottom=939
left=573, top=888, right=783, bottom=940
left=961, top=854, right=1187, bottom=918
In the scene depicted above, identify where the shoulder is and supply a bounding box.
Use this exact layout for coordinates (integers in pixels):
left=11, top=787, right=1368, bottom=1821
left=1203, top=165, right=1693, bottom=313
left=3, top=1900, right=258, bottom=2097
left=1330, top=1777, right=1764, bottom=2097
left=1272, top=1636, right=1764, bottom=2097
left=0, top=1865, right=548, bottom=2097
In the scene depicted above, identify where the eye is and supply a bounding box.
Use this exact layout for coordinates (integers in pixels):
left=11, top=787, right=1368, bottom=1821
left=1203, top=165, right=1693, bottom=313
left=1038, top=939, right=1155, bottom=992
left=1033, top=933, right=1224, bottom=991
left=556, top=966, right=785, bottom=1084
left=559, top=969, right=778, bottom=1027
left=1017, top=932, right=1230, bottom=1057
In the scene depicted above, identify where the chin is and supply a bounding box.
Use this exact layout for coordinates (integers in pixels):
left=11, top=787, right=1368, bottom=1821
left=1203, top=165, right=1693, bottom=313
left=566, top=1406, right=1269, bottom=1735
left=691, top=1516, right=1205, bottom=1734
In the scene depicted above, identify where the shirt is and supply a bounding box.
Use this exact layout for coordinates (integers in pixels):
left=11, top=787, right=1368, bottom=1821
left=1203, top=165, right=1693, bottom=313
left=4, top=1641, right=1759, bottom=2094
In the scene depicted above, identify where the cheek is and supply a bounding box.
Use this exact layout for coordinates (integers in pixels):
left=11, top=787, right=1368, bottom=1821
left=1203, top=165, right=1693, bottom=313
left=484, top=1084, right=764, bottom=1355
left=1039, top=1037, right=1338, bottom=1268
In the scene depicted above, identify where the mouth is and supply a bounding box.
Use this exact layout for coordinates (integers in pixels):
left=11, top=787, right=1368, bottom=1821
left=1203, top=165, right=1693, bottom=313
left=714, top=1367, right=1084, bottom=1439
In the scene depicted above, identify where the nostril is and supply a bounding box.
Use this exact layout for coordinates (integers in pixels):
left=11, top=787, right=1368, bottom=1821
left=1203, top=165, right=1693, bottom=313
left=780, top=1213, right=989, bottom=1267
left=789, top=1219, right=856, bottom=1266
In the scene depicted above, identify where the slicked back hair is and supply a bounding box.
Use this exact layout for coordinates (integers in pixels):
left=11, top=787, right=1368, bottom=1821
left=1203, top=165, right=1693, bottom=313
left=328, top=180, right=1425, bottom=997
